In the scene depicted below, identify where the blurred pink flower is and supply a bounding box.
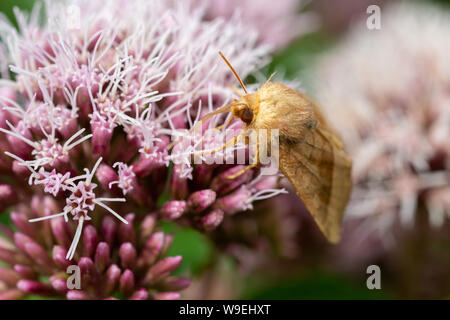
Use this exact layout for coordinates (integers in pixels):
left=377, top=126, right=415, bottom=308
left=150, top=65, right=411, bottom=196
left=315, top=2, right=450, bottom=243
left=197, top=0, right=319, bottom=50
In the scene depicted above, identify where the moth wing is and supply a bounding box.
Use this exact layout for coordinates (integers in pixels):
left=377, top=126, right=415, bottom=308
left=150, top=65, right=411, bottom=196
left=277, top=127, right=352, bottom=243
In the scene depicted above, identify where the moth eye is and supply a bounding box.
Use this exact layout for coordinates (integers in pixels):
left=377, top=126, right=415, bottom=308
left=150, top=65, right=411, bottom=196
left=239, top=108, right=253, bottom=124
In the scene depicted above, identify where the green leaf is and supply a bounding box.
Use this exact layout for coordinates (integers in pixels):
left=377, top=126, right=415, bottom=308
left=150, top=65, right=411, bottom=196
left=160, top=221, right=214, bottom=276
left=0, top=0, right=37, bottom=26
left=242, top=271, right=391, bottom=300
left=0, top=211, right=14, bottom=230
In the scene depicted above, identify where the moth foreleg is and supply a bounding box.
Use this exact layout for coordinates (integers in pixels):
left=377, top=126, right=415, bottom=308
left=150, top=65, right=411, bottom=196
left=226, top=163, right=258, bottom=179
left=211, top=114, right=235, bottom=131
left=193, top=135, right=240, bottom=156
left=226, top=141, right=260, bottom=179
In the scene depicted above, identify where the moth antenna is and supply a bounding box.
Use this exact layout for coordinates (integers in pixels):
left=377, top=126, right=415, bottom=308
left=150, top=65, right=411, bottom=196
left=266, top=72, right=277, bottom=83
left=219, top=51, right=248, bottom=94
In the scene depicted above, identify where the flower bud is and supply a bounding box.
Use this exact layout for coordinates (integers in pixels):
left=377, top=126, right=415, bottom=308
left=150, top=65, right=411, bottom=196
left=214, top=186, right=252, bottom=215
left=67, top=290, right=91, bottom=300
left=138, top=231, right=164, bottom=268
left=200, top=209, right=224, bottom=231
left=144, top=256, right=182, bottom=285
left=118, top=213, right=136, bottom=244
left=159, top=201, right=186, bottom=220
left=50, top=217, right=72, bottom=248
left=83, top=225, right=98, bottom=258
left=11, top=212, right=37, bottom=239
left=94, top=242, right=110, bottom=273
left=119, top=269, right=135, bottom=296
left=187, top=189, right=216, bottom=213
left=90, top=116, right=114, bottom=157
left=160, top=276, right=191, bottom=291
left=104, top=264, right=121, bottom=296
left=13, top=265, right=36, bottom=280
left=96, top=164, right=120, bottom=194
left=211, top=165, right=253, bottom=195
left=52, top=246, right=71, bottom=270
left=129, top=288, right=148, bottom=300
left=17, top=280, right=54, bottom=296
left=0, top=266, right=20, bottom=286
left=0, top=185, right=17, bottom=212
left=50, top=275, right=68, bottom=293
left=119, top=242, right=137, bottom=270
left=152, top=292, right=180, bottom=300
left=101, top=216, right=117, bottom=245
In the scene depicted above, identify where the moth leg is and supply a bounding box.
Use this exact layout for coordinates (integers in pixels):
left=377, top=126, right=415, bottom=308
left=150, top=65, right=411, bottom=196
left=193, top=135, right=240, bottom=156
left=211, top=114, right=235, bottom=131
left=226, top=142, right=260, bottom=179
left=195, top=115, right=237, bottom=151
left=167, top=103, right=234, bottom=150
left=226, top=163, right=258, bottom=179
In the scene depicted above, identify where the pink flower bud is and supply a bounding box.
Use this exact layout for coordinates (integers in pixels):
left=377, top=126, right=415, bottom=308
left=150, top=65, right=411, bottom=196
left=139, top=214, right=156, bottom=242
left=144, top=256, right=182, bottom=285
left=83, top=225, right=98, bottom=257
left=159, top=201, right=186, bottom=220
left=50, top=217, right=72, bottom=248
left=0, top=247, right=17, bottom=265
left=24, top=242, right=54, bottom=272
left=119, top=242, right=137, bottom=270
left=104, top=264, right=121, bottom=297
left=152, top=291, right=180, bottom=300
left=214, top=186, right=252, bottom=215
left=0, top=289, right=25, bottom=300
left=119, top=269, right=135, bottom=296
left=67, top=290, right=91, bottom=300
left=90, top=114, right=115, bottom=156
left=187, top=189, right=216, bottom=213
left=12, top=160, right=30, bottom=177
left=160, top=276, right=191, bottom=291
left=94, top=242, right=111, bottom=273
left=118, top=213, right=136, bottom=244
left=17, top=280, right=54, bottom=296
left=78, top=257, right=96, bottom=284
left=138, top=231, right=164, bottom=268
left=7, top=121, right=33, bottom=158
left=52, top=246, right=71, bottom=270
left=11, top=212, right=37, bottom=239
left=101, top=216, right=117, bottom=245
left=50, top=275, right=68, bottom=293
left=0, top=266, right=20, bottom=286
left=96, top=164, right=120, bottom=194
left=211, top=165, right=253, bottom=195
left=129, top=288, right=149, bottom=300
left=0, top=185, right=17, bottom=212
left=13, top=232, right=33, bottom=254
left=201, top=209, right=224, bottom=230
left=13, top=265, right=37, bottom=280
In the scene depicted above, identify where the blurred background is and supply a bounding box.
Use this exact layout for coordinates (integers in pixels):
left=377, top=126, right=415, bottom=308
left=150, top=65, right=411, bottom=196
left=0, top=0, right=449, bottom=299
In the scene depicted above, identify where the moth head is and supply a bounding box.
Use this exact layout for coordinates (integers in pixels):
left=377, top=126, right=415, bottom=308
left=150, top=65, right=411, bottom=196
left=231, top=94, right=258, bottom=125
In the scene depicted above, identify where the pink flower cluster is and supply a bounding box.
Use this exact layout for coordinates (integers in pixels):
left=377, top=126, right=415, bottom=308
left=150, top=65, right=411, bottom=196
left=0, top=0, right=311, bottom=299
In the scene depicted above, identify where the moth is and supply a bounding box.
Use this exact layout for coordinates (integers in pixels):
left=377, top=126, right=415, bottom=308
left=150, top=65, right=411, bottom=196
left=177, top=52, right=353, bottom=243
